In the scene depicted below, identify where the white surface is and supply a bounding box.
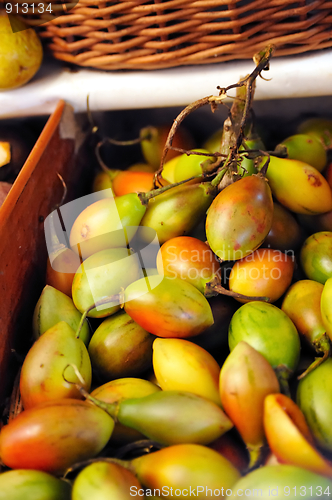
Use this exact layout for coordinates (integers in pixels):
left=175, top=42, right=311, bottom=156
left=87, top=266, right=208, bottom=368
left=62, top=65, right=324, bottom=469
left=0, top=49, right=332, bottom=118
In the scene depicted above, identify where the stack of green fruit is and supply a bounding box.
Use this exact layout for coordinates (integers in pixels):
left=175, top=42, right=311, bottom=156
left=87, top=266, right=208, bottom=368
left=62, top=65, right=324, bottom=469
left=1, top=49, right=332, bottom=499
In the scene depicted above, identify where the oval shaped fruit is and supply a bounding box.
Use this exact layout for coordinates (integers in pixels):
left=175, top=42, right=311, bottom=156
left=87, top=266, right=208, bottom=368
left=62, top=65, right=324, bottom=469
left=0, top=399, right=114, bottom=474
left=131, top=443, right=241, bottom=496
left=282, top=280, right=327, bottom=351
left=173, top=149, right=212, bottom=182
left=220, top=342, right=279, bottom=461
left=298, top=117, right=332, bottom=148
left=91, top=378, right=160, bottom=445
left=264, top=202, right=304, bottom=252
left=232, top=464, right=332, bottom=498
left=91, top=378, right=160, bottom=444
left=20, top=321, right=92, bottom=409
left=0, top=469, right=71, bottom=500
left=203, top=128, right=223, bottom=153
left=229, top=247, right=294, bottom=303
left=92, top=171, right=115, bottom=194
left=265, top=156, right=332, bottom=214
left=206, top=175, right=273, bottom=261
left=0, top=15, right=43, bottom=90
left=321, top=277, right=332, bottom=340
left=140, top=124, right=195, bottom=169
left=297, top=358, right=332, bottom=452
left=69, top=195, right=146, bottom=259
left=275, top=134, right=327, bottom=172
left=72, top=247, right=141, bottom=318
left=264, top=393, right=332, bottom=477
left=152, top=338, right=221, bottom=406
left=300, top=231, right=332, bottom=284
left=156, top=236, right=220, bottom=294
left=112, top=171, right=154, bottom=196
left=88, top=311, right=154, bottom=380
left=72, top=461, right=141, bottom=500
left=228, top=301, right=300, bottom=376
left=140, top=183, right=214, bottom=245
left=124, top=275, right=214, bottom=338
left=112, top=390, right=233, bottom=445
left=161, top=156, right=180, bottom=184
left=32, top=285, right=90, bottom=345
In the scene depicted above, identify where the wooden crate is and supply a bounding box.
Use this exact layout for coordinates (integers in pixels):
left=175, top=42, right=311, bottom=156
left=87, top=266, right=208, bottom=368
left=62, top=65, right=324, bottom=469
left=0, top=101, right=92, bottom=407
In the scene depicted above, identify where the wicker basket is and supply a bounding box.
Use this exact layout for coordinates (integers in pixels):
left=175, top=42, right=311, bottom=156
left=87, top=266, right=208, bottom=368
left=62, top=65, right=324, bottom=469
left=20, top=0, right=332, bottom=70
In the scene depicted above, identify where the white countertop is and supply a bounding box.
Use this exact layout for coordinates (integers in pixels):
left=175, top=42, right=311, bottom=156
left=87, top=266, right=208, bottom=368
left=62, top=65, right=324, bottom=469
left=0, top=49, right=332, bottom=118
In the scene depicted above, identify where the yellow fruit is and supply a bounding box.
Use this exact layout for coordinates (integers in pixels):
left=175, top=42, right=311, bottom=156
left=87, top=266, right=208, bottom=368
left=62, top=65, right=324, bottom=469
left=0, top=15, right=43, bottom=90
left=152, top=338, right=221, bottom=406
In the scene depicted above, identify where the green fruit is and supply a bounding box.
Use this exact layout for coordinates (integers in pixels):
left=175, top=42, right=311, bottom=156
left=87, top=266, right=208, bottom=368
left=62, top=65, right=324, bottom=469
left=72, top=248, right=141, bottom=318
left=32, top=285, right=90, bottom=345
left=173, top=149, right=212, bottom=182
left=297, top=358, right=332, bottom=452
left=0, top=469, right=71, bottom=500
left=232, top=465, right=332, bottom=498
left=88, top=311, right=154, bottom=380
left=206, top=175, right=273, bottom=261
left=275, top=134, right=327, bottom=172
left=298, top=117, right=332, bottom=148
left=140, top=183, right=214, bottom=245
left=203, top=128, right=223, bottom=153
left=69, top=194, right=147, bottom=259
left=228, top=301, right=300, bottom=376
left=72, top=461, right=141, bottom=500
left=238, top=137, right=265, bottom=177
left=140, top=125, right=194, bottom=170
left=20, top=321, right=92, bottom=409
left=91, top=378, right=160, bottom=445
left=300, top=231, right=332, bottom=284
left=0, top=15, right=43, bottom=90
left=266, top=156, right=332, bottom=215
left=110, top=390, right=233, bottom=445
left=92, top=171, right=115, bottom=194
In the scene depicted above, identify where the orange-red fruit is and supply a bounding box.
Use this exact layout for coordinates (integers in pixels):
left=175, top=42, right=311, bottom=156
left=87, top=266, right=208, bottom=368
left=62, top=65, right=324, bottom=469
left=156, top=236, right=220, bottom=294
left=112, top=171, right=154, bottom=196
left=229, top=248, right=294, bottom=303
left=0, top=400, right=114, bottom=475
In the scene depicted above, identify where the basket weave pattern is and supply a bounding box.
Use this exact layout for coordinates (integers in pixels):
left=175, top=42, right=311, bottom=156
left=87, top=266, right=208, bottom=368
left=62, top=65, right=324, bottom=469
left=25, top=0, right=332, bottom=70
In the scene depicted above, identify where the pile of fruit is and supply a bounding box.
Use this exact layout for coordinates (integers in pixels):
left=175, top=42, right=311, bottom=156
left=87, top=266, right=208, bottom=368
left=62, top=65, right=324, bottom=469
left=1, top=47, right=332, bottom=499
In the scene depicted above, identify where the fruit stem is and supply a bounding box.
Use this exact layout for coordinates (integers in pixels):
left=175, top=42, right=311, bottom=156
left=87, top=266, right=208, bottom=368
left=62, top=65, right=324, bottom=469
left=205, top=276, right=269, bottom=302
left=75, top=294, right=122, bottom=338
left=138, top=175, right=203, bottom=205
left=95, top=140, right=122, bottom=175
left=246, top=444, right=264, bottom=471
left=297, top=348, right=330, bottom=381
left=62, top=364, right=119, bottom=419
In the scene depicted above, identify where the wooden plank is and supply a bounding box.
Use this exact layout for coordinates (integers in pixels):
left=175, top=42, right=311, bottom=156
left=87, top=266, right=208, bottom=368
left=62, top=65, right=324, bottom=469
left=0, top=100, right=88, bottom=406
